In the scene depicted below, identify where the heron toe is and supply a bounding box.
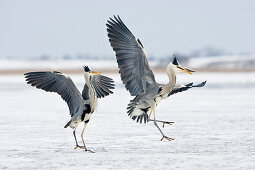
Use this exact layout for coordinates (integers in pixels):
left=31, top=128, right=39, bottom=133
left=74, top=145, right=86, bottom=150
left=85, top=149, right=95, bottom=153
left=160, top=136, right=174, bottom=141
left=162, top=121, right=175, bottom=128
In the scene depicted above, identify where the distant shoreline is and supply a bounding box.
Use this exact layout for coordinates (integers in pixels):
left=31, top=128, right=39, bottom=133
left=1, top=68, right=255, bottom=75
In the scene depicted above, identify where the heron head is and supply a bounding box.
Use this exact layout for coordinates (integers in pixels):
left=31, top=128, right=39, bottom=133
left=83, top=66, right=101, bottom=75
left=170, top=56, right=195, bottom=74
left=83, top=66, right=91, bottom=72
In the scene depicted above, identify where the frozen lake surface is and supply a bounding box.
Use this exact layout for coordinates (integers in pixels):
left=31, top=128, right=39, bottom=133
left=0, top=72, right=255, bottom=169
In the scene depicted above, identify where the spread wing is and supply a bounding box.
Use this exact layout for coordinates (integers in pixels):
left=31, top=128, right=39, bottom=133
left=90, top=74, right=115, bottom=98
left=24, top=71, right=85, bottom=116
left=107, top=15, right=157, bottom=96
left=168, top=81, right=206, bottom=97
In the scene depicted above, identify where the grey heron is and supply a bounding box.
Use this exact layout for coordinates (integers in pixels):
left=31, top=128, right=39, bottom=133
left=106, top=16, right=206, bottom=141
left=24, top=66, right=115, bottom=152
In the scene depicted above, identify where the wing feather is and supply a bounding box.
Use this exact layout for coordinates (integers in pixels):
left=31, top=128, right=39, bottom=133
left=91, top=74, right=115, bottom=98
left=24, top=71, right=85, bottom=116
left=107, top=15, right=157, bottom=96
left=168, top=81, right=206, bottom=97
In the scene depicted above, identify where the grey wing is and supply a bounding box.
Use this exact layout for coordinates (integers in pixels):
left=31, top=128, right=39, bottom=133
left=91, top=74, right=115, bottom=98
left=168, top=81, right=206, bottom=97
left=107, top=15, right=157, bottom=96
left=24, top=71, right=85, bottom=117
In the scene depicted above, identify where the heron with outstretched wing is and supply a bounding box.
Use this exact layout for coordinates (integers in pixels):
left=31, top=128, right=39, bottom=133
left=107, top=16, right=206, bottom=141
left=24, top=66, right=114, bottom=152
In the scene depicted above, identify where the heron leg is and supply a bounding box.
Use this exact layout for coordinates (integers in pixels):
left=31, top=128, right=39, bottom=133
left=149, top=119, right=174, bottom=128
left=73, top=122, right=86, bottom=149
left=148, top=109, right=153, bottom=119
left=148, top=107, right=173, bottom=127
left=152, top=109, right=174, bottom=141
left=81, top=121, right=94, bottom=153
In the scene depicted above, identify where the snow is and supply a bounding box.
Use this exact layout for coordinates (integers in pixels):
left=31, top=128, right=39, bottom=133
left=0, top=72, right=255, bottom=169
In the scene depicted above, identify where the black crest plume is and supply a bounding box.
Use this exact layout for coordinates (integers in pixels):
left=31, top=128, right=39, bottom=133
left=83, top=66, right=91, bottom=72
left=172, top=55, right=179, bottom=65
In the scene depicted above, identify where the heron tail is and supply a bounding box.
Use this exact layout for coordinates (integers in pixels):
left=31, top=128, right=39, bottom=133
left=127, top=101, right=149, bottom=124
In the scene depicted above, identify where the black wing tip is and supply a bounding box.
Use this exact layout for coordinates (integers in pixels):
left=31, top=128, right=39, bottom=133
left=24, top=71, right=62, bottom=74
left=24, top=71, right=39, bottom=76
left=112, top=15, right=120, bottom=20
left=186, top=82, right=193, bottom=87
left=186, top=81, right=206, bottom=88
left=24, top=72, right=30, bottom=76
left=196, top=81, right=207, bottom=87
left=64, top=120, right=71, bottom=128
left=107, top=15, right=122, bottom=25
left=137, top=39, right=144, bottom=48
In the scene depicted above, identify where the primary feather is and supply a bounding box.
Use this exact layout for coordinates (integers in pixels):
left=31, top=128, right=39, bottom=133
left=107, top=15, right=157, bottom=96
left=24, top=71, right=85, bottom=116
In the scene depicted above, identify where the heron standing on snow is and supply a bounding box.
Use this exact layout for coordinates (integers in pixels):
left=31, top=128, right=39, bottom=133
left=24, top=66, right=114, bottom=152
left=107, top=16, right=206, bottom=141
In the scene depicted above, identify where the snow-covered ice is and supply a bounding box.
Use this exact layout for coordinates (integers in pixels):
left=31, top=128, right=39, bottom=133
left=0, top=72, right=255, bottom=169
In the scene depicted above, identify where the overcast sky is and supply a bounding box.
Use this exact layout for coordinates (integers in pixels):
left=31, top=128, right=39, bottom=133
left=0, top=0, right=255, bottom=58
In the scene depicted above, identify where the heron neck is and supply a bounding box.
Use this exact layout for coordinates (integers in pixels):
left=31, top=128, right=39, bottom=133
left=84, top=74, right=90, bottom=85
left=84, top=74, right=98, bottom=108
left=165, top=67, right=176, bottom=92
left=85, top=74, right=94, bottom=92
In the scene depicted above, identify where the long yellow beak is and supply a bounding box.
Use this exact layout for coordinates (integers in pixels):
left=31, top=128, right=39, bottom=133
left=92, top=71, right=101, bottom=74
left=177, top=65, right=194, bottom=74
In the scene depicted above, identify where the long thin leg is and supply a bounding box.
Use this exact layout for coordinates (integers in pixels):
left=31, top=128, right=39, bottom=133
left=149, top=119, right=174, bottom=128
left=73, top=123, right=85, bottom=149
left=148, top=109, right=153, bottom=119
left=152, top=108, right=174, bottom=141
left=73, top=125, right=80, bottom=148
left=81, top=121, right=94, bottom=153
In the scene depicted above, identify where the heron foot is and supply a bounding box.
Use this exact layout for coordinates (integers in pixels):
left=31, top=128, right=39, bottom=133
left=74, top=145, right=85, bottom=149
left=162, top=121, right=174, bottom=128
left=85, top=149, right=95, bottom=153
left=74, top=145, right=95, bottom=153
left=160, top=135, right=174, bottom=141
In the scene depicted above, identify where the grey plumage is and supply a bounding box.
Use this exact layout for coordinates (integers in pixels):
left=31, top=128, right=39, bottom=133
left=168, top=81, right=207, bottom=97
left=24, top=71, right=85, bottom=117
left=107, top=15, right=161, bottom=124
left=24, top=68, right=115, bottom=151
left=107, top=15, right=206, bottom=141
left=91, top=75, right=115, bottom=98
left=107, top=15, right=157, bottom=96
left=25, top=71, right=114, bottom=118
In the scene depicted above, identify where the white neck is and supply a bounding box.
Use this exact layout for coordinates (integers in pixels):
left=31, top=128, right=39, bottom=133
left=84, top=73, right=95, bottom=93
left=84, top=73, right=90, bottom=85
left=84, top=73, right=98, bottom=110
left=162, top=63, right=176, bottom=95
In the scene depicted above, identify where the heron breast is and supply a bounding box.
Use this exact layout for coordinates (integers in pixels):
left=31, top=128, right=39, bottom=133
left=81, top=104, right=92, bottom=121
left=83, top=113, right=92, bottom=121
